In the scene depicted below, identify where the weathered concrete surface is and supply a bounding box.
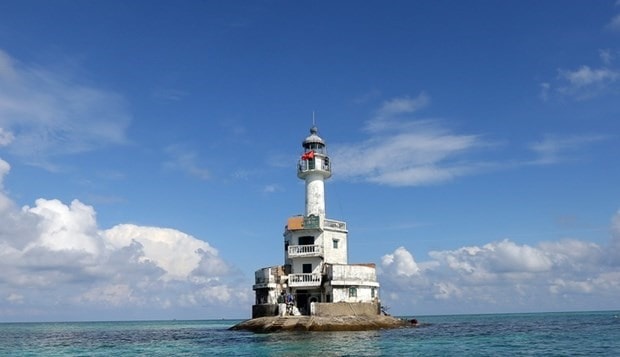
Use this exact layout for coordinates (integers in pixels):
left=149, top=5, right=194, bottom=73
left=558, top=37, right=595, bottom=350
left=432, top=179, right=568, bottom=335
left=229, top=315, right=410, bottom=333
left=312, top=302, right=379, bottom=317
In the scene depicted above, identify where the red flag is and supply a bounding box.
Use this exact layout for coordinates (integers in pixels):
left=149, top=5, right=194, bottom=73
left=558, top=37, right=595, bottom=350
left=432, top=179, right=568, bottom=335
left=301, top=151, right=315, bottom=160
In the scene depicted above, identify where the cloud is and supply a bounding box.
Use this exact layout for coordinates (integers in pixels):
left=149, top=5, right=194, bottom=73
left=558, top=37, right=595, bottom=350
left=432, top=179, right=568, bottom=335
left=0, top=128, right=14, bottom=146
left=608, top=210, right=620, bottom=265
left=262, top=184, right=283, bottom=193
left=0, top=49, right=131, bottom=167
left=542, top=36, right=620, bottom=100
left=539, top=82, right=551, bottom=101
left=163, top=145, right=210, bottom=180
left=332, top=94, right=487, bottom=186
left=379, top=213, right=620, bottom=314
left=599, top=49, right=614, bottom=65
left=552, top=64, right=620, bottom=100
left=334, top=92, right=607, bottom=187
left=528, top=134, right=608, bottom=165
left=559, top=66, right=619, bottom=88
left=152, top=87, right=188, bottom=101
left=381, top=246, right=420, bottom=277
left=333, top=129, right=482, bottom=186
left=607, top=14, right=620, bottom=31
left=365, top=93, right=430, bottom=133
left=0, top=159, right=248, bottom=320
left=334, top=93, right=607, bottom=187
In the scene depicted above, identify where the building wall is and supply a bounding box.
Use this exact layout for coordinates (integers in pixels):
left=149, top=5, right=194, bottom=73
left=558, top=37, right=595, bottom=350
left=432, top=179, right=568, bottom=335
left=327, top=264, right=378, bottom=283
left=310, top=302, right=380, bottom=317
left=291, top=258, right=322, bottom=275
left=324, top=264, right=380, bottom=303
left=330, top=285, right=377, bottom=303
left=322, top=229, right=348, bottom=264
left=252, top=304, right=279, bottom=318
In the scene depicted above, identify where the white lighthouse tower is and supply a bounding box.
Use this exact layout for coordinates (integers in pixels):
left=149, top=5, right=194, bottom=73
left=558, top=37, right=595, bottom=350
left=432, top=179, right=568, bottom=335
left=251, top=125, right=381, bottom=318
left=298, top=125, right=331, bottom=217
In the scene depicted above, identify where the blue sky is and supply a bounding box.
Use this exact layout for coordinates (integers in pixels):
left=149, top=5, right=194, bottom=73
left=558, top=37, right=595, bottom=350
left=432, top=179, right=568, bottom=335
left=1, top=0, right=619, bottom=321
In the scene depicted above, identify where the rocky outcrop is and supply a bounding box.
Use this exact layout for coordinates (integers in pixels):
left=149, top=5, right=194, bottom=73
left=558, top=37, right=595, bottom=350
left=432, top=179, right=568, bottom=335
left=229, top=315, right=411, bottom=333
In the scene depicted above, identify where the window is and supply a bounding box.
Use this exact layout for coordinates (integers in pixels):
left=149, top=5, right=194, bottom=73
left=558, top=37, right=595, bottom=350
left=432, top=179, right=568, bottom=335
left=348, top=287, right=357, bottom=298
left=332, top=239, right=339, bottom=249
left=308, top=158, right=315, bottom=170
left=299, top=236, right=314, bottom=245
left=371, top=287, right=376, bottom=298
left=302, top=264, right=312, bottom=274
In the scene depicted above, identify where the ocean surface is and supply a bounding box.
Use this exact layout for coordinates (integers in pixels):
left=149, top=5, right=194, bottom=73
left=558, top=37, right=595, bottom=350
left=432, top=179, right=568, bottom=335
left=1, top=311, right=618, bottom=356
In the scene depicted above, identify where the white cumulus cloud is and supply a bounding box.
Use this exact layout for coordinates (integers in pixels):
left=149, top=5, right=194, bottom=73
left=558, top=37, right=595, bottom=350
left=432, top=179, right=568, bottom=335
left=0, top=159, right=248, bottom=321
left=381, top=246, right=420, bottom=277
left=379, top=220, right=620, bottom=314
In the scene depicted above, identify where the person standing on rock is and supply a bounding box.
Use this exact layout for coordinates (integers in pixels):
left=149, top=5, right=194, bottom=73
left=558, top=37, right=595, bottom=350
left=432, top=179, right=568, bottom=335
left=286, top=293, right=295, bottom=315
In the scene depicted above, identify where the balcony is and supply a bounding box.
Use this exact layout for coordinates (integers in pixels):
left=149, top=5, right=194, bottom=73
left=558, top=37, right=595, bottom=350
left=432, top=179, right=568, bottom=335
left=288, top=244, right=322, bottom=258
left=288, top=273, right=322, bottom=287
left=253, top=266, right=284, bottom=290
left=325, top=264, right=379, bottom=287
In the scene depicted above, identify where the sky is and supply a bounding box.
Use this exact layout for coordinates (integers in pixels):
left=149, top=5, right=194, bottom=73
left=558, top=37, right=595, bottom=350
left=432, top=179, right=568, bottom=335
left=0, top=0, right=619, bottom=322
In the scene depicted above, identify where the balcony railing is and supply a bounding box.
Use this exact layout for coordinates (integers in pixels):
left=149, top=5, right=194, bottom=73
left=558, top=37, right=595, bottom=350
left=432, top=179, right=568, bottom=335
left=288, top=244, right=322, bottom=258
left=324, top=219, right=347, bottom=231
left=288, top=273, right=322, bottom=287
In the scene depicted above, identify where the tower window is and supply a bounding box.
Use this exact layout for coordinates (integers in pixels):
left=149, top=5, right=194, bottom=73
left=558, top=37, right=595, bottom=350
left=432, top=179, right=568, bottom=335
left=332, top=239, right=339, bottom=249
left=308, top=158, right=315, bottom=170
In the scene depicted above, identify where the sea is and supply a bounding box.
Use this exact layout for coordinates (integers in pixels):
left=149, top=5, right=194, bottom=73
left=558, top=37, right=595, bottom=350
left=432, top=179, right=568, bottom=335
left=1, top=311, right=618, bottom=356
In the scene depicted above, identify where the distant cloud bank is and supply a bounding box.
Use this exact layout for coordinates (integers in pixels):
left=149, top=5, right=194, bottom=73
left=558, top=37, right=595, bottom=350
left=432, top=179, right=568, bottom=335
left=379, top=217, right=620, bottom=314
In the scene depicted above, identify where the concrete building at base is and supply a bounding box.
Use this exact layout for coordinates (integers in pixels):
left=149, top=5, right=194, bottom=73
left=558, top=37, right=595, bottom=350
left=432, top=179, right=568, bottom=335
left=252, top=126, right=381, bottom=318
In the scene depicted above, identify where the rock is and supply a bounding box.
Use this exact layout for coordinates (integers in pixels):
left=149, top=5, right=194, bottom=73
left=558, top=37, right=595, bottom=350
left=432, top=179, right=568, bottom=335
left=229, top=315, right=410, bottom=333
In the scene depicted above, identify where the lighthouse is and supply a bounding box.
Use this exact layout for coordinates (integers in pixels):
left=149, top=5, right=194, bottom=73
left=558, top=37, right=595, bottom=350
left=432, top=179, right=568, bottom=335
left=298, top=125, right=331, bottom=217
left=250, top=125, right=381, bottom=319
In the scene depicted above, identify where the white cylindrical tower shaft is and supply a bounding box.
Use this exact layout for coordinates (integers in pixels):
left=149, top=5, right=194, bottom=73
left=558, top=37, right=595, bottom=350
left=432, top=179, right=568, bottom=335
left=298, top=126, right=331, bottom=217
left=305, top=172, right=326, bottom=216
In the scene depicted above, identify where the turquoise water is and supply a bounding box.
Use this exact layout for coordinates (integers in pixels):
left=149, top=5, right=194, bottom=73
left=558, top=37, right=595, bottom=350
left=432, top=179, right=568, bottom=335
left=1, top=311, right=619, bottom=356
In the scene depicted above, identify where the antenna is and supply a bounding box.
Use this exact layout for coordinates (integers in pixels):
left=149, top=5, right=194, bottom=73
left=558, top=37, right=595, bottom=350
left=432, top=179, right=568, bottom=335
left=312, top=111, right=316, bottom=126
